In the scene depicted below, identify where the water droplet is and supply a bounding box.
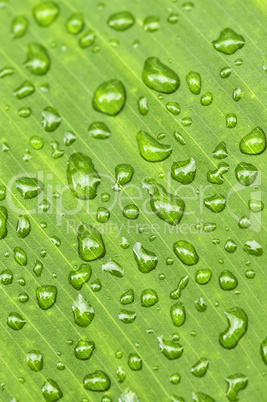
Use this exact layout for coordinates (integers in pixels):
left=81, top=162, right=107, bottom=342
left=42, top=106, right=61, bottom=132
left=182, top=116, right=192, bottom=126
left=18, top=292, right=29, bottom=303
left=72, top=294, right=95, bottom=327
left=219, top=271, right=238, bottom=290
left=36, top=285, right=57, bottom=310
left=232, top=87, right=242, bottom=102
left=238, top=216, right=250, bottom=229
left=168, top=13, right=179, bottom=24
left=157, top=336, right=183, bottom=360
left=207, top=162, right=229, bottom=184
left=11, top=15, right=28, bottom=39
left=33, top=2, right=59, bottom=27
left=0, top=66, right=15, bottom=79
left=174, top=132, right=186, bottom=145
left=170, top=275, right=189, bottom=299
left=16, top=215, right=31, bottom=238
left=137, top=96, right=149, bottom=116
left=30, top=136, right=44, bottom=150
left=68, top=264, right=91, bottom=290
left=0, top=185, right=6, bottom=200
left=182, top=2, right=194, bottom=11
left=66, top=13, right=84, bottom=34
left=90, top=278, right=102, bottom=292
left=204, top=193, right=226, bottom=213
left=224, top=239, right=237, bottom=253
left=102, top=259, right=124, bottom=277
left=225, top=374, right=248, bottom=401
left=169, top=373, right=181, bottom=384
left=143, top=178, right=185, bottom=225
left=212, top=28, right=245, bottom=55
left=112, top=164, right=134, bottom=191
left=117, top=366, right=126, bottom=383
left=15, top=177, right=43, bottom=199
left=260, top=337, right=267, bottom=365
left=128, top=353, right=142, bottom=370
left=137, top=131, right=172, bottom=162
left=195, top=296, right=207, bottom=312
left=170, top=301, right=186, bottom=327
left=235, top=162, right=258, bottom=186
left=248, top=199, right=264, bottom=212
left=133, top=242, right=158, bottom=273
left=7, top=312, right=26, bottom=330
left=186, top=71, right=201, bottom=94
left=24, top=43, right=50, bottom=75
left=142, top=57, right=180, bottom=93
left=0, top=269, right=13, bottom=285
left=173, top=240, right=199, bottom=266
left=203, top=222, right=216, bottom=232
left=192, top=392, right=215, bottom=402
left=107, top=11, right=135, bottom=31
left=235, top=58, right=243, bottom=66
left=123, top=204, right=139, bottom=220
left=226, top=113, right=237, bottom=128
left=118, top=309, right=136, bottom=323
left=191, top=358, right=209, bottom=377
left=79, top=30, right=95, bottom=48
left=141, top=289, right=158, bottom=307
left=96, top=207, right=110, bottom=223
left=219, top=306, right=248, bottom=349
left=41, top=379, right=63, bottom=402
left=92, top=79, right=126, bottom=116
left=200, top=92, right=213, bottom=106
left=78, top=224, right=105, bottom=261
left=101, top=192, right=110, bottom=202
left=14, top=247, right=27, bottom=266
left=88, top=121, right=110, bottom=139
left=143, top=16, right=160, bottom=32
left=26, top=350, right=43, bottom=371
left=18, top=106, right=31, bottom=118
left=74, top=340, right=95, bottom=360
left=120, top=289, right=134, bottom=305
left=239, top=126, right=266, bottom=155
left=243, top=240, right=263, bottom=256
left=0, top=206, right=8, bottom=239
left=171, top=158, right=196, bottom=184
left=212, top=141, right=228, bottom=159
left=64, top=130, right=76, bottom=145
left=166, top=102, right=181, bottom=115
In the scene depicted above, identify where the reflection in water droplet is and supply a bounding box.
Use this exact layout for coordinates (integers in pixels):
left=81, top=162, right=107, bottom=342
left=72, top=294, right=95, bottom=327
left=219, top=306, right=248, bottom=349
left=158, top=336, right=183, bottom=360
left=212, top=28, right=245, bottom=55
left=141, top=289, right=158, bottom=306
left=74, top=340, right=95, bottom=360
left=24, top=43, right=50, bottom=75
left=41, top=379, right=63, bottom=402
left=191, top=358, right=209, bottom=377
left=173, top=240, right=199, bottom=265
left=143, top=16, right=160, bottom=32
left=186, top=71, right=201, bottom=94
left=225, top=374, right=248, bottom=401
left=171, top=158, right=196, bottom=184
left=235, top=162, right=258, bottom=186
left=92, top=79, right=126, bottom=116
left=66, top=13, right=84, bottom=34
left=27, top=350, right=43, bottom=371
left=88, top=121, right=110, bottom=139
left=137, top=131, right=172, bottom=162
left=239, top=126, right=266, bottom=155
left=142, top=57, right=180, bottom=93
left=107, top=11, right=135, bottom=31
left=170, top=301, right=186, bottom=327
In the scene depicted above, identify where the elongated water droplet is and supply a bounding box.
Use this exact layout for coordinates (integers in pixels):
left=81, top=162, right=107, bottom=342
left=118, top=309, right=136, bottom=323
left=33, top=2, right=59, bottom=27
left=123, top=204, right=139, bottom=220
left=171, top=158, right=196, bottom=184
left=232, top=87, right=242, bottom=102
left=191, top=358, right=209, bottom=377
left=83, top=370, right=110, bottom=391
left=11, top=15, right=28, bottom=39
left=157, top=336, right=183, bottom=360
left=24, top=43, right=50, bottom=75
left=117, top=366, right=126, bottom=383
left=7, top=312, right=26, bottom=330
left=0, top=66, right=15, bottom=78
left=143, top=178, right=185, bottom=225
left=243, top=240, right=263, bottom=256
left=186, top=71, right=201, bottom=94
left=33, top=260, right=43, bottom=277
left=133, top=242, right=158, bottom=273
left=212, top=28, right=245, bottom=55
left=88, top=121, right=110, bottom=139
left=0, top=185, right=6, bottom=200
left=74, top=340, right=95, bottom=360
left=170, top=275, right=189, bottom=299
left=128, top=354, right=142, bottom=370
left=174, top=131, right=186, bottom=145
left=78, top=224, right=105, bottom=261
left=235, top=162, right=258, bottom=186
left=92, top=79, right=126, bottom=116
left=107, top=11, right=135, bottom=31
left=239, top=127, right=266, bottom=155
left=166, top=101, right=181, bottom=115
left=42, top=106, right=61, bottom=132
left=112, top=164, right=134, bottom=191
left=195, top=296, right=207, bottom=312
left=15, top=177, right=43, bottom=199
left=138, top=96, right=148, bottom=115
left=260, top=337, right=267, bottom=365
left=225, top=374, right=248, bottom=401
left=41, top=379, right=63, bottom=402
left=143, top=16, right=160, bottom=32
left=72, top=294, right=95, bottom=327
left=142, top=57, right=180, bottom=93
left=66, top=13, right=84, bottom=34
left=79, top=30, right=95, bottom=49
left=192, top=392, right=215, bottom=402
left=14, top=247, right=27, bottom=266
left=69, top=264, right=91, bottom=290
left=219, top=306, right=248, bottom=349
left=170, top=301, right=186, bottom=327
left=120, top=289, right=134, bottom=305
left=207, top=162, right=229, bottom=184
left=173, top=240, right=199, bottom=265
left=204, top=194, right=226, bottom=213
left=137, top=131, right=172, bottom=162
left=102, top=259, right=124, bottom=277
left=16, top=215, right=31, bottom=238
left=226, top=113, right=237, bottom=128
left=195, top=269, right=212, bottom=285
left=0, top=206, right=8, bottom=239
left=141, top=289, right=158, bottom=307
left=27, top=350, right=43, bottom=371
left=212, top=141, right=228, bottom=159
left=36, top=285, right=57, bottom=309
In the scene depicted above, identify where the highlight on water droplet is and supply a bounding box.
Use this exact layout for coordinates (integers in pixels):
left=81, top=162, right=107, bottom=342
left=212, top=28, right=245, bottom=55
left=107, top=11, right=135, bottom=31
left=142, top=57, right=180, bottom=93
left=92, top=79, right=126, bottom=116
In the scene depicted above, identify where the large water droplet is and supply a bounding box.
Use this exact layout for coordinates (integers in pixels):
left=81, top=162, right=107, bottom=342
left=123, top=204, right=139, bottom=220
left=239, top=127, right=266, bottom=155
left=212, top=28, right=245, bottom=55
left=219, top=306, right=248, bottom=349
left=74, top=340, right=95, bottom=360
left=36, top=285, right=57, bottom=309
left=225, top=374, right=248, bottom=401
left=41, top=379, right=63, bottom=402
left=173, top=240, right=199, bottom=265
left=170, top=301, right=186, bottom=327
left=133, top=242, right=158, bottom=273
left=42, top=106, right=61, bottom=132
left=243, top=240, right=263, bottom=256
left=88, top=121, right=110, bottom=139
left=67, top=152, right=101, bottom=199
left=204, top=194, right=226, bottom=213
left=7, top=312, right=26, bottom=330
left=26, top=350, right=43, bottom=371
left=16, top=215, right=31, bottom=238
left=15, top=177, right=43, bottom=198
left=186, top=71, right=201, bottom=94
left=92, top=80, right=126, bottom=116
left=102, top=259, right=124, bottom=277
left=66, top=13, right=84, bottom=34
left=72, top=294, right=95, bottom=327
left=157, top=336, right=183, bottom=360
left=77, top=224, right=105, bottom=261
left=33, top=2, right=59, bottom=27
left=136, top=131, right=172, bottom=162
left=107, top=11, right=135, bottom=31
left=171, top=158, right=196, bottom=184
left=24, top=43, right=50, bottom=75
left=235, top=162, right=258, bottom=186
left=113, top=164, right=134, bottom=191
left=142, top=57, right=180, bottom=93
left=191, top=358, right=209, bottom=377
left=11, top=15, right=28, bottom=39
left=141, top=289, right=158, bottom=306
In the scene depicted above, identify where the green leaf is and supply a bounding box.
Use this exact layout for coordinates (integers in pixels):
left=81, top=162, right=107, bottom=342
left=0, top=0, right=266, bottom=401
